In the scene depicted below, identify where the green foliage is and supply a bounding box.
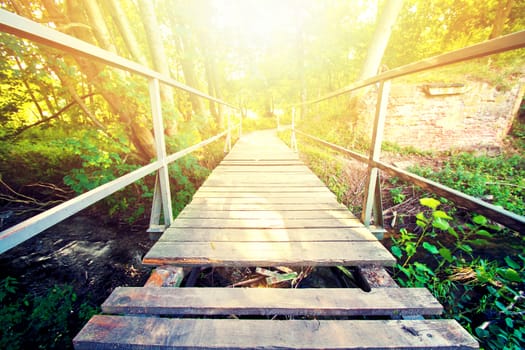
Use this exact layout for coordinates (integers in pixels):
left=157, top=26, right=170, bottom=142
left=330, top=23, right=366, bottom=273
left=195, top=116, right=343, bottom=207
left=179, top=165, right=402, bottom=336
left=0, top=277, right=97, bottom=350
left=389, top=187, right=406, bottom=205
left=391, top=198, right=524, bottom=350
left=410, top=152, right=525, bottom=215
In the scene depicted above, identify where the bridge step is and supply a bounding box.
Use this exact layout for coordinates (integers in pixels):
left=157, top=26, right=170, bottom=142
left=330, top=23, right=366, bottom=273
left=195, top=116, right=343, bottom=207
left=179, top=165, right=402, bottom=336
left=143, top=240, right=395, bottom=266
left=101, top=287, right=443, bottom=317
left=73, top=317, right=478, bottom=350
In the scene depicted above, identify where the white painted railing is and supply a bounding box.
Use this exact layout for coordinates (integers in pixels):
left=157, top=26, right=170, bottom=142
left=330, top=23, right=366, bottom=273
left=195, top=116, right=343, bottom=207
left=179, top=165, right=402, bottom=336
left=290, top=30, right=525, bottom=233
left=0, top=9, right=241, bottom=254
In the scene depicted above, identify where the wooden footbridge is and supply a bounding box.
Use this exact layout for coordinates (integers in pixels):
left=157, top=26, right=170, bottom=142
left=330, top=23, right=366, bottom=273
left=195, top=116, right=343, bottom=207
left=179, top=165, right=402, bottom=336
left=2, top=10, right=525, bottom=350
left=71, top=130, right=477, bottom=349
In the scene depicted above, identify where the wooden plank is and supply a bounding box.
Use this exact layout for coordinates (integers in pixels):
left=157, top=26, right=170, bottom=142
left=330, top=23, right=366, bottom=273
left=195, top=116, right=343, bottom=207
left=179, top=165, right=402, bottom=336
left=204, top=174, right=323, bottom=182
left=214, top=165, right=310, bottom=172
left=196, top=186, right=330, bottom=192
left=181, top=203, right=350, bottom=211
left=169, top=217, right=364, bottom=229
left=189, top=197, right=343, bottom=204
left=102, top=287, right=443, bottom=316
left=158, top=227, right=378, bottom=242
left=177, top=209, right=356, bottom=220
left=219, top=160, right=304, bottom=166
left=192, top=191, right=335, bottom=199
left=202, top=178, right=325, bottom=186
left=142, top=241, right=396, bottom=266
left=74, top=316, right=479, bottom=349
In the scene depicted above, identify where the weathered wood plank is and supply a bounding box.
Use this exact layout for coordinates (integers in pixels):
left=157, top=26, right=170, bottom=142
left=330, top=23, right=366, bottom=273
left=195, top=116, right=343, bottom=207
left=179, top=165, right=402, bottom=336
left=181, top=202, right=350, bottom=211
left=202, top=178, right=326, bottom=186
left=170, top=217, right=363, bottom=229
left=158, top=227, right=377, bottom=242
left=220, top=160, right=304, bottom=166
left=178, top=209, right=355, bottom=220
left=189, top=197, right=342, bottom=204
left=203, top=174, right=323, bottom=183
left=102, top=287, right=443, bottom=316
left=192, top=191, right=335, bottom=198
left=142, top=241, right=395, bottom=266
left=214, top=165, right=310, bottom=172
left=196, top=186, right=331, bottom=192
left=74, top=317, right=479, bottom=349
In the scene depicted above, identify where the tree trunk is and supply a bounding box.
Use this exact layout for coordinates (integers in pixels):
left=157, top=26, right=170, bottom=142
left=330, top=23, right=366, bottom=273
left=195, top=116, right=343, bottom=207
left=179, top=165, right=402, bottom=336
left=80, top=0, right=117, bottom=54
left=103, top=0, right=148, bottom=65
left=489, top=0, right=514, bottom=39
left=137, top=0, right=178, bottom=135
left=38, top=0, right=157, bottom=162
left=358, top=0, right=404, bottom=80
left=166, top=15, right=205, bottom=116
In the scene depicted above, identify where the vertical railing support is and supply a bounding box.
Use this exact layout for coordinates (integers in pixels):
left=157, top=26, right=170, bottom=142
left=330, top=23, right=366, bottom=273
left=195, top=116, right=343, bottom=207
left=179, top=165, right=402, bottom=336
left=224, top=110, right=232, bottom=153
left=291, top=107, right=298, bottom=152
left=148, top=78, right=173, bottom=230
left=238, top=109, right=243, bottom=138
left=362, top=80, right=390, bottom=237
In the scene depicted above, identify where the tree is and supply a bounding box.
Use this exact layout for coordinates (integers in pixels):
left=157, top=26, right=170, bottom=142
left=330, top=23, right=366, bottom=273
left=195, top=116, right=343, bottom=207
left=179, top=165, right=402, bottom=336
left=489, top=0, right=515, bottom=39
left=358, top=0, right=404, bottom=80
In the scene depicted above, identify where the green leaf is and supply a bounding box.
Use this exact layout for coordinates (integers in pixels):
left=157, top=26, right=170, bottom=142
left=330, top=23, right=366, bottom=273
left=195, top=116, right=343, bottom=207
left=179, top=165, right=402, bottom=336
left=447, top=227, right=459, bottom=239
left=422, top=242, right=439, bottom=254
left=458, top=244, right=473, bottom=254
left=505, top=317, right=514, bottom=328
left=499, top=268, right=522, bottom=282
left=439, top=247, right=454, bottom=263
left=504, top=256, right=520, bottom=270
left=467, top=239, right=489, bottom=246
left=414, top=262, right=435, bottom=275
left=391, top=245, right=403, bottom=259
left=406, top=243, right=416, bottom=257
left=432, top=217, right=450, bottom=231
left=420, top=198, right=440, bottom=210
left=475, top=229, right=493, bottom=238
left=416, top=212, right=428, bottom=222
left=433, top=210, right=452, bottom=220
left=472, top=215, right=488, bottom=226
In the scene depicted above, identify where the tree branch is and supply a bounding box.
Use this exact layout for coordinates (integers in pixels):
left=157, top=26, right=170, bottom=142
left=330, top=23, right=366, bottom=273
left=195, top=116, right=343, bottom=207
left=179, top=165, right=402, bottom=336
left=2, top=93, right=96, bottom=140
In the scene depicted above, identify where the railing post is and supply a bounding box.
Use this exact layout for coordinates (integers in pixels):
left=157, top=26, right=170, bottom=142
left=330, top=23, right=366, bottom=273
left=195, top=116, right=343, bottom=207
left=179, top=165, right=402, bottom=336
left=224, top=110, right=231, bottom=153
left=148, top=78, right=173, bottom=229
left=238, top=109, right=243, bottom=138
left=291, top=107, right=298, bottom=152
left=362, top=80, right=390, bottom=237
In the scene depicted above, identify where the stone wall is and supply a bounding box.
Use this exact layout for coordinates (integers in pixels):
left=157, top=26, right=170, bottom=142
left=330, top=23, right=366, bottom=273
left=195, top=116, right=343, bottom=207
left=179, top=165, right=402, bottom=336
left=368, top=80, right=525, bottom=151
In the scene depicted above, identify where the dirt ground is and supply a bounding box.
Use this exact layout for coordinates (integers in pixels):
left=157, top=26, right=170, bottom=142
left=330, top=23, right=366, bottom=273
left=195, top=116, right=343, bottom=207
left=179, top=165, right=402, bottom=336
left=0, top=215, right=154, bottom=305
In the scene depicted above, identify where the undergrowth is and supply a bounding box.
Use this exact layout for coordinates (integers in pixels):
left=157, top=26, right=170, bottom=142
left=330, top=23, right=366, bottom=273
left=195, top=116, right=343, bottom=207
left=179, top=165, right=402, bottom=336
left=0, top=277, right=98, bottom=350
left=390, top=198, right=524, bottom=350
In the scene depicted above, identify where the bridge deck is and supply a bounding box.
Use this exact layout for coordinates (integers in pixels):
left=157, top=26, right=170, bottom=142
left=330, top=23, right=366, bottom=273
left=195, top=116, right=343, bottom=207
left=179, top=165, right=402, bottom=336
left=74, top=131, right=478, bottom=349
left=143, top=130, right=395, bottom=267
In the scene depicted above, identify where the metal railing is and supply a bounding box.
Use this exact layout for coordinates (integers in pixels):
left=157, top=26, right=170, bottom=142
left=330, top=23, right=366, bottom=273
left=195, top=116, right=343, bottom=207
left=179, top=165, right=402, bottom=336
left=0, top=10, right=241, bottom=254
left=289, top=31, right=525, bottom=233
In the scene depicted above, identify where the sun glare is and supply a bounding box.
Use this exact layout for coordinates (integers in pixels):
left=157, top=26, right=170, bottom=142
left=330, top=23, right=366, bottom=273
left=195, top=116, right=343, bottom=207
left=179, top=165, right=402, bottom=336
left=212, top=0, right=301, bottom=40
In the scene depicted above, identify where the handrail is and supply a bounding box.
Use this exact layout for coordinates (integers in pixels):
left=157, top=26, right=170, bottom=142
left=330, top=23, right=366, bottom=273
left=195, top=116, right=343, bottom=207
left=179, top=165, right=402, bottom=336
left=0, top=130, right=230, bottom=255
left=297, top=30, right=525, bottom=106
left=295, top=130, right=525, bottom=232
left=0, top=9, right=238, bottom=109
left=287, top=30, right=525, bottom=232
left=0, top=9, right=240, bottom=254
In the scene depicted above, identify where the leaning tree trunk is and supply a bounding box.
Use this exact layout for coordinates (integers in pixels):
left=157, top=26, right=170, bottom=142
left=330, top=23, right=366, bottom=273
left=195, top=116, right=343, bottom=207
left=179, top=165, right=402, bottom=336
left=103, top=0, right=148, bottom=65
left=358, top=0, right=404, bottom=80
left=489, top=0, right=514, bottom=39
left=39, top=0, right=157, bottom=162
left=137, top=0, right=179, bottom=135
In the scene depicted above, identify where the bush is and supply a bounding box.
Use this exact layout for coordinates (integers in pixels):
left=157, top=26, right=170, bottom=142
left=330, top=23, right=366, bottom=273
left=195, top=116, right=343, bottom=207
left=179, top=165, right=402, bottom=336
left=0, top=277, right=98, bottom=350
left=390, top=198, right=524, bottom=350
